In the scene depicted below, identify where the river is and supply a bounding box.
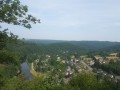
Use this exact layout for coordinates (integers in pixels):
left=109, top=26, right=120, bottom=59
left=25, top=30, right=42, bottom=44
left=21, top=62, right=33, bottom=80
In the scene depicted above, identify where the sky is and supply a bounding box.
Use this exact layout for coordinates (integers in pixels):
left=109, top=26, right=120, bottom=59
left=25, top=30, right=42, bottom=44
left=2, top=0, right=120, bottom=41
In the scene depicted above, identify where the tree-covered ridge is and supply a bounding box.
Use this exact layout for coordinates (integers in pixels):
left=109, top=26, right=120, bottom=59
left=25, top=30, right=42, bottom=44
left=14, top=40, right=120, bottom=61
left=24, top=39, right=120, bottom=53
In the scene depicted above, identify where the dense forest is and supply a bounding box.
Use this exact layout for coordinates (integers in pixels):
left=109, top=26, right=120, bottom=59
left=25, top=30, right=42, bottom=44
left=15, top=39, right=120, bottom=62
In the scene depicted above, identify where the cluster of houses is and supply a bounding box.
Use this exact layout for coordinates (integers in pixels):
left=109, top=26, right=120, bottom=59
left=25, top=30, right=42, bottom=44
left=63, top=56, right=80, bottom=78
left=80, top=53, right=119, bottom=65
left=32, top=53, right=120, bottom=82
left=56, top=53, right=120, bottom=79
left=81, top=53, right=120, bottom=83
left=64, top=53, right=120, bottom=79
left=95, top=53, right=119, bottom=64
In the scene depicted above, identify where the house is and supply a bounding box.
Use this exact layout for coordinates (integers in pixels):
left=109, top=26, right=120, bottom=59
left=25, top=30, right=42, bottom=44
left=80, top=55, right=87, bottom=60
left=106, top=53, right=119, bottom=60
left=89, top=61, right=95, bottom=66
left=71, top=55, right=75, bottom=59
left=62, top=60, right=65, bottom=64
left=94, top=55, right=103, bottom=60
left=94, top=55, right=105, bottom=64
left=57, top=57, right=61, bottom=62
left=84, top=58, right=92, bottom=61
left=35, top=59, right=39, bottom=63
left=46, top=55, right=51, bottom=58
left=83, top=58, right=93, bottom=65
left=65, top=66, right=73, bottom=78
left=115, top=76, right=120, bottom=82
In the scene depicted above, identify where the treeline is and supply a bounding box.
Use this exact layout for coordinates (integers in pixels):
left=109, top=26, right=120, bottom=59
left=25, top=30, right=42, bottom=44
left=6, top=39, right=120, bottom=63
left=94, top=60, right=120, bottom=75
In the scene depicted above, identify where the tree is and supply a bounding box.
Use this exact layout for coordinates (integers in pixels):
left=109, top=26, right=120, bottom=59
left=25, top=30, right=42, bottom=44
left=0, top=0, right=40, bottom=29
left=69, top=72, right=98, bottom=90
left=0, top=0, right=40, bottom=50
left=0, top=0, right=40, bottom=89
left=0, top=29, right=8, bottom=50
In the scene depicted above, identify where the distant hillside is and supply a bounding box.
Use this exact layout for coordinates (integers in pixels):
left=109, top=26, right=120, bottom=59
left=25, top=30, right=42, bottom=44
left=25, top=39, right=120, bottom=50
left=9, top=39, right=120, bottom=59
left=25, top=39, right=65, bottom=44
left=67, top=41, right=120, bottom=50
left=97, top=44, right=120, bottom=52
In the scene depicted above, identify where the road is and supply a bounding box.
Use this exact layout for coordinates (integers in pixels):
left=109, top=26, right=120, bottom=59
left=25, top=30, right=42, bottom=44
left=80, top=60, right=93, bottom=71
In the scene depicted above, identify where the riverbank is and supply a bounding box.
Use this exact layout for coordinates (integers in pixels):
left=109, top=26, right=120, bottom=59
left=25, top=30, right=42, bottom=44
left=30, top=62, right=41, bottom=77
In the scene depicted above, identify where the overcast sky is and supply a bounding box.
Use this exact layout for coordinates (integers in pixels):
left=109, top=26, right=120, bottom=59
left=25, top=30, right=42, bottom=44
left=2, top=0, right=120, bottom=41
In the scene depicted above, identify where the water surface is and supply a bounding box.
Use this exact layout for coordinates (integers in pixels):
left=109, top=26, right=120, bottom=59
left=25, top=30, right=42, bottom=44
left=21, top=62, right=33, bottom=80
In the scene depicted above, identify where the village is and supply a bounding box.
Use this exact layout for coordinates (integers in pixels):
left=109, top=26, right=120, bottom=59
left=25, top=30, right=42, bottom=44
left=31, top=52, right=120, bottom=83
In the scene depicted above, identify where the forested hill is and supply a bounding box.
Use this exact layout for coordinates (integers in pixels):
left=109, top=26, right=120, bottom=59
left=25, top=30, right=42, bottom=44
left=25, top=39, right=120, bottom=50
left=25, top=39, right=66, bottom=44
left=67, top=41, right=120, bottom=50
left=17, top=39, right=120, bottom=57
left=97, top=44, right=120, bottom=52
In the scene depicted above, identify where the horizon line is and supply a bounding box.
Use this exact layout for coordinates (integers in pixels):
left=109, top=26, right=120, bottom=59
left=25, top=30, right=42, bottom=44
left=24, top=38, right=120, bottom=42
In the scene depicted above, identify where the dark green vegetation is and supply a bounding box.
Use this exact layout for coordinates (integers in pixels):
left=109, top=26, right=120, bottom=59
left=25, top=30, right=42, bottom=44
left=0, top=0, right=40, bottom=29
left=1, top=71, right=119, bottom=90
left=20, top=39, right=120, bottom=62
left=94, top=60, right=120, bottom=75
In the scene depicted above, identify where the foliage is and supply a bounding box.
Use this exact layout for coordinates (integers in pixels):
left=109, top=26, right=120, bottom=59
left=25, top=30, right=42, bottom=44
left=0, top=0, right=39, bottom=90
left=69, top=72, right=114, bottom=90
left=0, top=50, right=19, bottom=64
left=0, top=29, right=8, bottom=50
left=0, top=0, right=40, bottom=29
left=94, top=60, right=120, bottom=75
left=0, top=65, right=17, bottom=78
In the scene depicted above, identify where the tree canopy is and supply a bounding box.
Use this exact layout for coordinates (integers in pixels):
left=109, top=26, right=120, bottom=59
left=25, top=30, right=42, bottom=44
left=0, top=0, right=40, bottom=29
